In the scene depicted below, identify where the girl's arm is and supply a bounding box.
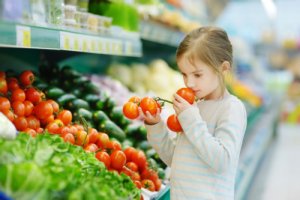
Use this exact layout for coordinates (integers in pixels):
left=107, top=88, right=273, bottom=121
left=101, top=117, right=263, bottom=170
left=178, top=100, right=247, bottom=173
left=145, top=121, right=177, bottom=167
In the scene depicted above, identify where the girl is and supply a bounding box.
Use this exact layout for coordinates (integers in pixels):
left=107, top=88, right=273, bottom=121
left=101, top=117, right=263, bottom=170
left=139, top=26, right=247, bottom=200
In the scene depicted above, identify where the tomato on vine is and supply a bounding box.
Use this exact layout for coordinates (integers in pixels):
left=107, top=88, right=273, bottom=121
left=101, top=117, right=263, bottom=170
left=176, top=88, right=195, bottom=104
left=167, top=114, right=183, bottom=132
left=140, top=97, right=158, bottom=115
left=123, top=101, right=139, bottom=119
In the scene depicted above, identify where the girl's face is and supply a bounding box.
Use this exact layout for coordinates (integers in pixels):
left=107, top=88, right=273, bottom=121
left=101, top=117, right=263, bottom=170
left=177, top=56, right=222, bottom=100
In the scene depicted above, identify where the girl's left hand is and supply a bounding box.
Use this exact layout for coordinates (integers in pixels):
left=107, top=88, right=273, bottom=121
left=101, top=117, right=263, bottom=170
left=173, top=93, right=195, bottom=115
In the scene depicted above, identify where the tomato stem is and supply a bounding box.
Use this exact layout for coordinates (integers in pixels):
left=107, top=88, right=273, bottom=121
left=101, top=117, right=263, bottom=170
left=154, top=97, right=173, bottom=104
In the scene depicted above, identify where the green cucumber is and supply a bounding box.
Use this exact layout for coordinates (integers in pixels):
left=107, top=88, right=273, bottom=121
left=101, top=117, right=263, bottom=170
left=98, top=120, right=126, bottom=142
left=45, top=87, right=65, bottom=100
left=73, top=108, right=93, bottom=122
left=56, top=94, right=76, bottom=107
left=93, top=110, right=110, bottom=124
left=109, top=107, right=130, bottom=129
left=83, top=94, right=100, bottom=108
left=66, top=99, right=90, bottom=112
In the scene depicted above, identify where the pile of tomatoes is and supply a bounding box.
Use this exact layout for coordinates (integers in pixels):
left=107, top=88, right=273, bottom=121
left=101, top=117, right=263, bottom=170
left=123, top=88, right=195, bottom=133
left=1, top=70, right=163, bottom=194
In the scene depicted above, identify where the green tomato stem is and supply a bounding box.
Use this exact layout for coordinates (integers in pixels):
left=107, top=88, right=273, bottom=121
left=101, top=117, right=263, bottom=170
left=154, top=97, right=173, bottom=104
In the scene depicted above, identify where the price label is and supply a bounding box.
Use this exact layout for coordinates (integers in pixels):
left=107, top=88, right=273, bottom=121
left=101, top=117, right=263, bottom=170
left=64, top=36, right=70, bottom=50
left=126, top=42, right=133, bottom=55
left=16, top=26, right=31, bottom=47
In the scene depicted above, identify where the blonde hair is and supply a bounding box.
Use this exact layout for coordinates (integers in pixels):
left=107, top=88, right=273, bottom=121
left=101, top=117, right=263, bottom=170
left=176, top=26, right=233, bottom=95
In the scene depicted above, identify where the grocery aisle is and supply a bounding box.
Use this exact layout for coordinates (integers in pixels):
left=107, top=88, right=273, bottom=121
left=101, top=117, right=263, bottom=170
left=246, top=123, right=300, bottom=200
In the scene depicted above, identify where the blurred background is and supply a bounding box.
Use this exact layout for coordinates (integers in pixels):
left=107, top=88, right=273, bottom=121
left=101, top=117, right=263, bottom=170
left=0, top=0, right=300, bottom=200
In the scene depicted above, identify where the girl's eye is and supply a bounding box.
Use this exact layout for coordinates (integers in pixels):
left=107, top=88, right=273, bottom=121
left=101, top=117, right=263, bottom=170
left=194, top=74, right=201, bottom=78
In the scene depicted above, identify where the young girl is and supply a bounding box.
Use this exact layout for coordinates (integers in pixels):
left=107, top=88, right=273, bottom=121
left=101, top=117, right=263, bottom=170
left=139, top=26, right=247, bottom=200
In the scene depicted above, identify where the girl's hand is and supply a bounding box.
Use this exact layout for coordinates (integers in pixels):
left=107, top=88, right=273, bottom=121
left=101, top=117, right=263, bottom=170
left=173, top=93, right=195, bottom=115
left=138, top=107, right=161, bottom=125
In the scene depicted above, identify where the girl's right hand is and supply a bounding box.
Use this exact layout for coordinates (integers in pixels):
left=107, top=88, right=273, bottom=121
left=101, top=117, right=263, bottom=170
left=138, top=107, right=161, bottom=125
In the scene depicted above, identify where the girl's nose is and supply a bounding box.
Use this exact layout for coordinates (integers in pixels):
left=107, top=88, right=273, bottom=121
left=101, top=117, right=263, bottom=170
left=186, top=78, right=195, bottom=88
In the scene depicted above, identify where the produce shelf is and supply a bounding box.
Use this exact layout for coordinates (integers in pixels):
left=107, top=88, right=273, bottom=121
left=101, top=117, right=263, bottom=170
left=0, top=20, right=142, bottom=57
left=140, top=20, right=185, bottom=47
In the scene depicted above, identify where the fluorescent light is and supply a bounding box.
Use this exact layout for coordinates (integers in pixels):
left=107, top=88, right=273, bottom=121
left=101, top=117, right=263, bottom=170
left=261, top=0, right=277, bottom=20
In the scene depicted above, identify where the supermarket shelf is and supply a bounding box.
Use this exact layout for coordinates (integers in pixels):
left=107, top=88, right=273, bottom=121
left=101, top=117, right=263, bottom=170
left=0, top=20, right=142, bottom=57
left=235, top=97, right=281, bottom=200
left=140, top=20, right=185, bottom=47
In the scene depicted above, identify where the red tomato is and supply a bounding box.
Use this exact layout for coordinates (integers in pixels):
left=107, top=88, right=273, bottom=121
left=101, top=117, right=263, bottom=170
left=154, top=178, right=162, bottom=191
left=0, top=78, right=8, bottom=95
left=121, top=166, right=133, bottom=177
left=46, top=99, right=59, bottom=113
left=95, top=151, right=111, bottom=169
left=106, top=140, right=122, bottom=151
left=63, top=133, right=75, bottom=144
left=96, top=133, right=110, bottom=148
left=128, top=96, right=141, bottom=104
left=34, top=101, right=53, bottom=120
left=57, top=110, right=72, bottom=125
left=176, top=88, right=195, bottom=104
left=167, top=114, right=182, bottom=132
left=130, top=171, right=141, bottom=181
left=84, top=143, right=98, bottom=153
left=19, top=70, right=35, bottom=86
left=123, top=102, right=139, bottom=120
left=75, top=130, right=89, bottom=146
left=134, top=180, right=142, bottom=189
left=60, top=126, right=71, bottom=137
left=3, top=110, right=15, bottom=122
left=23, top=101, right=34, bottom=116
left=7, top=77, right=19, bottom=91
left=12, top=101, right=25, bottom=117
left=36, top=127, right=44, bottom=133
left=26, top=115, right=40, bottom=130
left=131, top=150, right=147, bottom=172
left=46, top=119, right=64, bottom=134
left=141, top=168, right=159, bottom=184
left=41, top=114, right=54, bottom=126
left=25, top=87, right=41, bottom=104
left=0, top=97, right=11, bottom=112
left=11, top=88, right=26, bottom=102
left=87, top=128, right=99, bottom=144
left=126, top=162, right=139, bottom=172
left=141, top=179, right=155, bottom=192
left=24, top=128, right=37, bottom=137
left=123, top=147, right=137, bottom=162
left=110, top=150, right=126, bottom=171
left=13, top=116, right=28, bottom=131
left=0, top=71, right=5, bottom=79
left=140, top=97, right=158, bottom=115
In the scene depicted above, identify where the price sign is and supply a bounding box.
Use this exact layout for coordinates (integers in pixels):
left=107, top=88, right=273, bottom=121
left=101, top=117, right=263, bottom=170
left=16, top=26, right=31, bottom=47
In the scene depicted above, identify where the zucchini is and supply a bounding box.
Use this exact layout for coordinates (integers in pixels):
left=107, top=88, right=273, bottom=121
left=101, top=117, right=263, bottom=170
left=98, top=120, right=126, bottom=142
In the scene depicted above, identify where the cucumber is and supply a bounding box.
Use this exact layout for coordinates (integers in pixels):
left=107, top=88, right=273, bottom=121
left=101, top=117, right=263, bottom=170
left=138, top=140, right=151, bottom=151
left=109, top=107, right=130, bottom=129
left=73, top=108, right=93, bottom=122
left=93, top=110, right=110, bottom=124
left=98, top=120, right=126, bottom=142
left=66, top=99, right=90, bottom=112
left=125, top=124, right=147, bottom=140
left=83, top=94, right=100, bottom=108
left=60, top=65, right=80, bottom=79
left=45, top=87, right=65, bottom=100
left=83, top=82, right=99, bottom=94
left=56, top=94, right=76, bottom=107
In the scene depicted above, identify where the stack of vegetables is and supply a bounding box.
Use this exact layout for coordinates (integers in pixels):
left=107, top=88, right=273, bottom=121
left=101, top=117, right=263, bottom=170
left=0, top=67, right=164, bottom=198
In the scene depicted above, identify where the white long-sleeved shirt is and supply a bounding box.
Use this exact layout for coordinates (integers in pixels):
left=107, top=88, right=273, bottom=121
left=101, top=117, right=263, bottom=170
left=145, top=93, right=247, bottom=200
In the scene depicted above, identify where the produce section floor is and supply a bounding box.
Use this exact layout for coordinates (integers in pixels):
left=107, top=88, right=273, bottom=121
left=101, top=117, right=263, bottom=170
left=246, top=123, right=300, bottom=200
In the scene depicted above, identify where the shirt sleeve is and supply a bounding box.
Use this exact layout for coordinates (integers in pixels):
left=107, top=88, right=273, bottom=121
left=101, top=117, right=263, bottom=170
left=177, top=99, right=247, bottom=173
left=145, top=121, right=177, bottom=167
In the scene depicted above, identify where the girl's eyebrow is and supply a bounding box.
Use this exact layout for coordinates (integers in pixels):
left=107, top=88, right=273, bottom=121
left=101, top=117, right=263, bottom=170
left=181, top=69, right=203, bottom=75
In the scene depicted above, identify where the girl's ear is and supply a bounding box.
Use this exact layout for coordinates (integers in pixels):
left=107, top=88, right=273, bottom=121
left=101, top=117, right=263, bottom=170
left=221, top=61, right=231, bottom=73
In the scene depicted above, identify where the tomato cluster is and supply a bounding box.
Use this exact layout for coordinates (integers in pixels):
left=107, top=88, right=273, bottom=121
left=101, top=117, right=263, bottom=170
left=123, top=96, right=161, bottom=120
left=166, top=88, right=195, bottom=132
